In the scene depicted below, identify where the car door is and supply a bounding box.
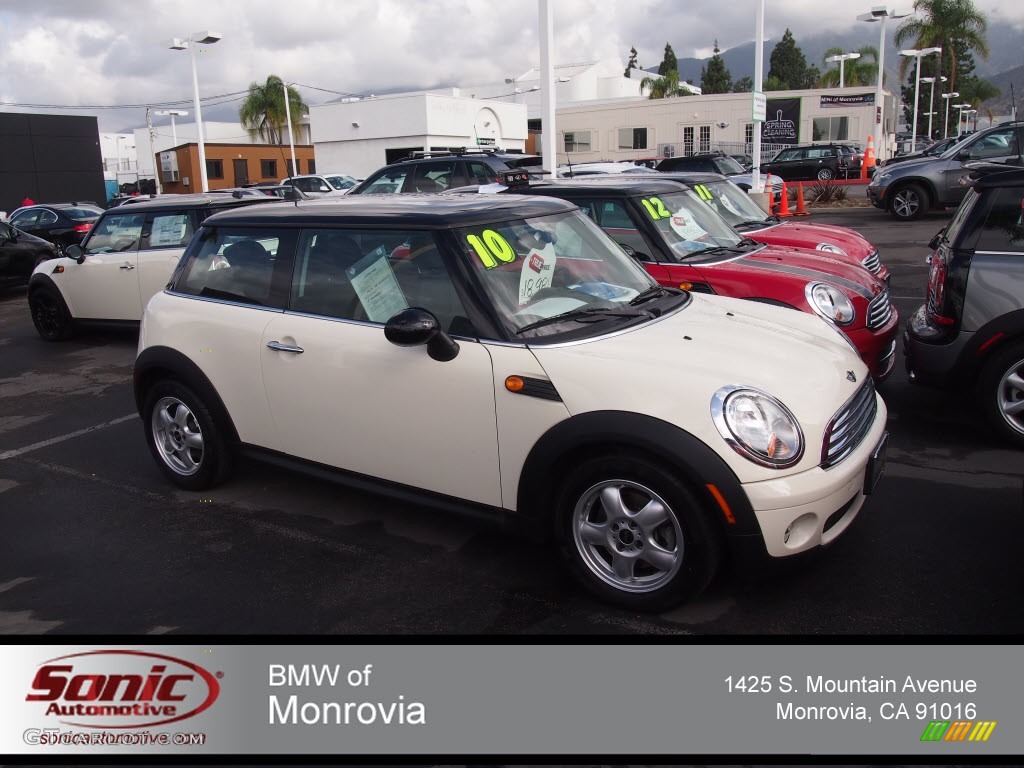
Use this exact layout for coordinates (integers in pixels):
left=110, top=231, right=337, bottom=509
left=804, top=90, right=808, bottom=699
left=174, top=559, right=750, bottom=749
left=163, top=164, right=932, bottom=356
left=0, top=221, right=43, bottom=282
left=259, top=227, right=502, bottom=506
left=9, top=209, right=44, bottom=241
left=66, top=211, right=145, bottom=319
left=942, top=127, right=1024, bottom=203
left=138, top=209, right=196, bottom=310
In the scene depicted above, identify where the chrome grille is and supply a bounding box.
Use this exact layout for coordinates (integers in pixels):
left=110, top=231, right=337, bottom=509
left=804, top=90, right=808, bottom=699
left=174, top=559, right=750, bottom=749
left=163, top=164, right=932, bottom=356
left=861, top=250, right=882, bottom=275
left=866, top=289, right=893, bottom=330
left=821, top=380, right=877, bottom=468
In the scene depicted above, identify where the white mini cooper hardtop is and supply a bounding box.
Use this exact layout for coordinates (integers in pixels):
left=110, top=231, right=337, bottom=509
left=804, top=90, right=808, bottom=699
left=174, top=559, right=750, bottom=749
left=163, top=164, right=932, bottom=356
left=134, top=195, right=888, bottom=610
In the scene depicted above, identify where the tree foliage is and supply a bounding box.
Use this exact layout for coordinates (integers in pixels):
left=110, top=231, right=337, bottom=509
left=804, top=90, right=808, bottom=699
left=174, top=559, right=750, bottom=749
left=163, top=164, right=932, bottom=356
left=624, top=46, right=639, bottom=78
left=700, top=40, right=733, bottom=94
left=239, top=74, right=309, bottom=146
left=639, top=70, right=690, bottom=99
left=733, top=76, right=754, bottom=93
left=894, top=0, right=989, bottom=95
left=819, top=46, right=880, bottom=87
left=767, top=29, right=807, bottom=90
left=658, top=43, right=678, bottom=77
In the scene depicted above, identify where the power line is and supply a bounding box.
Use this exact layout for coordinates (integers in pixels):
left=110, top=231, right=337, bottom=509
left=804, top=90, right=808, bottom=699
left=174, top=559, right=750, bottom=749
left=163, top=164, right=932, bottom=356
left=0, top=90, right=250, bottom=110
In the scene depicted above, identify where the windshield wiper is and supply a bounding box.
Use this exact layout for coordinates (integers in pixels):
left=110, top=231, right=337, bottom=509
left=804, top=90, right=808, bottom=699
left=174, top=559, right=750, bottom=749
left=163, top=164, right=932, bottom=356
left=734, top=218, right=771, bottom=229
left=515, top=306, right=652, bottom=334
left=690, top=244, right=749, bottom=257
left=628, top=285, right=678, bottom=306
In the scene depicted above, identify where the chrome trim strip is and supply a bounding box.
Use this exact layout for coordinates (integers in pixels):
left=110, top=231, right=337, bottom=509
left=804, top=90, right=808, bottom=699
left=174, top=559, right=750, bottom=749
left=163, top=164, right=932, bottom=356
left=164, top=290, right=285, bottom=313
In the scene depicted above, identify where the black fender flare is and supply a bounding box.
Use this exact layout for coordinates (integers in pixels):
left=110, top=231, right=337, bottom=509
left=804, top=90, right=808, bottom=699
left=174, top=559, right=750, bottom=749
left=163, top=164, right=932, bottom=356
left=516, top=410, right=759, bottom=539
left=133, top=346, right=240, bottom=445
left=956, top=309, right=1024, bottom=385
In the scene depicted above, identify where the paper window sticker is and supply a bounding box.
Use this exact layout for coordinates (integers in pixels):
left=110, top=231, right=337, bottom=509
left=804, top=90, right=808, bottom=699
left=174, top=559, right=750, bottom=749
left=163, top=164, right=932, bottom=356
left=518, top=242, right=557, bottom=306
left=668, top=209, right=707, bottom=241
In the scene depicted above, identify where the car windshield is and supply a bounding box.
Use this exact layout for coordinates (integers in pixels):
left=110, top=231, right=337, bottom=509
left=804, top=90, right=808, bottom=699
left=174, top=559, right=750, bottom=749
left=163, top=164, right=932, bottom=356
left=325, top=175, right=356, bottom=190
left=715, top=156, right=746, bottom=174
left=634, top=189, right=745, bottom=258
left=689, top=180, right=771, bottom=226
left=455, top=210, right=663, bottom=340
left=64, top=206, right=103, bottom=219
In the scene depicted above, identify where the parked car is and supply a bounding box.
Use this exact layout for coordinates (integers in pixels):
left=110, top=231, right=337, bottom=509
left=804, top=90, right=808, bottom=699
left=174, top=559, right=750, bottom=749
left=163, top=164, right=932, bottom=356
left=27, top=193, right=280, bottom=340
left=868, top=121, right=1024, bottom=220
left=133, top=194, right=888, bottom=610
left=878, top=136, right=964, bottom=169
left=904, top=165, right=1024, bottom=446
left=279, top=174, right=359, bottom=197
left=558, top=162, right=658, bottom=177
left=349, top=149, right=543, bottom=195
left=761, top=143, right=849, bottom=181
left=0, top=220, right=57, bottom=289
left=655, top=152, right=784, bottom=202
left=6, top=203, right=104, bottom=251
left=834, top=143, right=865, bottom=175
left=654, top=171, right=890, bottom=282
left=482, top=176, right=898, bottom=381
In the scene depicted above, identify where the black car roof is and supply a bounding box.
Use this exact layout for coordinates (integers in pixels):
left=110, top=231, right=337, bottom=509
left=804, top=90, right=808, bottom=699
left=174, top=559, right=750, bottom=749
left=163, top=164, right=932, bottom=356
left=200, top=193, right=576, bottom=229
left=649, top=171, right=730, bottom=184
left=503, top=177, right=692, bottom=198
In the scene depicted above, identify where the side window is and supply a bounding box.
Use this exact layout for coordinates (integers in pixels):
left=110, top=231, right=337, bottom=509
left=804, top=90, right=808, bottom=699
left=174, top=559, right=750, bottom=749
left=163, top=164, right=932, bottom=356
left=174, top=227, right=292, bottom=308
left=578, top=199, right=658, bottom=262
left=359, top=168, right=409, bottom=194
left=38, top=210, right=59, bottom=225
left=85, top=213, right=145, bottom=253
left=143, top=211, right=194, bottom=250
left=969, top=128, right=1017, bottom=159
left=10, top=211, right=39, bottom=228
left=976, top=188, right=1024, bottom=253
left=410, top=161, right=456, bottom=192
left=467, top=161, right=497, bottom=184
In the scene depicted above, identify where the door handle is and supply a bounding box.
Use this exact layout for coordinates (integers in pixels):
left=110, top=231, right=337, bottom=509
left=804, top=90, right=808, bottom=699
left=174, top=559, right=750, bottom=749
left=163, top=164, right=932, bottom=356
left=119, top=263, right=135, bottom=270
left=266, top=341, right=304, bottom=354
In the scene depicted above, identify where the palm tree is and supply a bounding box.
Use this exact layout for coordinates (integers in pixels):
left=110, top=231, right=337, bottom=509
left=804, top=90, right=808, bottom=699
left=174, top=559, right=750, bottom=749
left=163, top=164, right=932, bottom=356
left=819, top=46, right=880, bottom=87
left=894, top=0, right=989, bottom=94
left=639, top=70, right=691, bottom=99
left=239, top=75, right=309, bottom=145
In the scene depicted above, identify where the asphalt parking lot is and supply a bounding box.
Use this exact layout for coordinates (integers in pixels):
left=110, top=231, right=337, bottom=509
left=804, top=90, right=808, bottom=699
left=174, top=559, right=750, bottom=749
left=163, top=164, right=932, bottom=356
left=1, top=206, right=1022, bottom=635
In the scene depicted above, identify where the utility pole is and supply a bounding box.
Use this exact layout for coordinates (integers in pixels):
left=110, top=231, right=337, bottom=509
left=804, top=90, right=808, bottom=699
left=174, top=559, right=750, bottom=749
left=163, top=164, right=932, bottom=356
left=147, top=107, right=162, bottom=195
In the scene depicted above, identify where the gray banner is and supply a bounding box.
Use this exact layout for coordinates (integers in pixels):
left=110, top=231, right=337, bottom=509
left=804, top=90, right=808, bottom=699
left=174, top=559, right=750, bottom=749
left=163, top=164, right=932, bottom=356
left=1, top=645, right=1019, bottom=755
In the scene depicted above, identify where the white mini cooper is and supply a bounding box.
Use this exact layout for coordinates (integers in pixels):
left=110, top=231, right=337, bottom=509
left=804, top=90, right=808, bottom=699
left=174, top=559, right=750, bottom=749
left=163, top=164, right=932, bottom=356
left=134, top=195, right=889, bottom=610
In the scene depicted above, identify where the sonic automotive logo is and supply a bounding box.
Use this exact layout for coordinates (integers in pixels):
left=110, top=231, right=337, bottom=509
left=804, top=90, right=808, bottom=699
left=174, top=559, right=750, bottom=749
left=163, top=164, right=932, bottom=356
left=25, top=650, right=220, bottom=729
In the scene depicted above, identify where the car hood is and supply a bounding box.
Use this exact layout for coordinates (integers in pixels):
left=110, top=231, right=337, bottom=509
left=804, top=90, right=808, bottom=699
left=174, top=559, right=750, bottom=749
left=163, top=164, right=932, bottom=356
left=873, top=155, right=949, bottom=176
left=750, top=220, right=874, bottom=259
left=11, top=228, right=55, bottom=248
left=701, top=244, right=884, bottom=299
left=529, top=293, right=872, bottom=483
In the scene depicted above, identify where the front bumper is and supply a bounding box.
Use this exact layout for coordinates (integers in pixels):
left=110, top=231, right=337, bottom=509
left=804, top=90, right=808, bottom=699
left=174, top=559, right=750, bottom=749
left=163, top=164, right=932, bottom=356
left=866, top=183, right=888, bottom=210
left=845, top=308, right=900, bottom=383
left=742, top=398, right=889, bottom=558
left=902, top=304, right=970, bottom=387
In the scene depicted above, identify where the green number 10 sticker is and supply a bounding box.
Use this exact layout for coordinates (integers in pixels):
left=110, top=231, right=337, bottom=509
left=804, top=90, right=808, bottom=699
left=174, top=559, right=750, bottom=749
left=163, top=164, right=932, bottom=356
left=641, top=197, right=671, bottom=220
left=467, top=229, right=517, bottom=269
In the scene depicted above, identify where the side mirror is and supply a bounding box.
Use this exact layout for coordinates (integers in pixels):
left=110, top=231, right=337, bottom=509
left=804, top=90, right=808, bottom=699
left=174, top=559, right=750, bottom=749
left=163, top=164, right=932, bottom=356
left=957, top=149, right=971, bottom=160
left=320, top=185, right=331, bottom=193
left=65, top=244, right=86, bottom=264
left=384, top=307, right=460, bottom=362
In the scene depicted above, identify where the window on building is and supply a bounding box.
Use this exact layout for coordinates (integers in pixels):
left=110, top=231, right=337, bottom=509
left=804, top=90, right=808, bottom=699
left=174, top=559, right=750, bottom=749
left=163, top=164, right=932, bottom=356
left=261, top=159, right=278, bottom=179
left=699, top=125, right=711, bottom=153
left=206, top=159, right=224, bottom=179
left=564, top=131, right=592, bottom=153
left=812, top=116, right=850, bottom=142
left=683, top=127, right=695, bottom=156
left=745, top=123, right=754, bottom=152
left=307, top=159, right=316, bottom=174
left=286, top=160, right=297, bottom=177
left=617, top=127, right=648, bottom=150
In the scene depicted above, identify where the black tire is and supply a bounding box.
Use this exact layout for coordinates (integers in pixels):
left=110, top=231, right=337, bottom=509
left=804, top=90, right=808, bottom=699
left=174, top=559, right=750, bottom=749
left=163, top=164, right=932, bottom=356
left=555, top=453, right=722, bottom=611
left=817, top=167, right=835, bottom=181
left=889, top=183, right=928, bottom=220
left=28, top=284, right=75, bottom=341
left=142, top=380, right=233, bottom=490
left=977, top=340, right=1024, bottom=448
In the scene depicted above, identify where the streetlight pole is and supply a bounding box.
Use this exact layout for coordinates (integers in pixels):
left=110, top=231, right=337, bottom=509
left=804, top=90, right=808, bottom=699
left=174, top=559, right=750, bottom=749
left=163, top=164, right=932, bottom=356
left=941, top=91, right=960, bottom=139
left=168, top=31, right=222, bottom=193
left=953, top=102, right=971, bottom=136
left=858, top=7, right=911, bottom=163
left=155, top=109, right=189, bottom=146
left=900, top=47, right=941, bottom=150
left=826, top=52, right=862, bottom=88
left=919, top=76, right=944, bottom=140
left=282, top=80, right=298, bottom=179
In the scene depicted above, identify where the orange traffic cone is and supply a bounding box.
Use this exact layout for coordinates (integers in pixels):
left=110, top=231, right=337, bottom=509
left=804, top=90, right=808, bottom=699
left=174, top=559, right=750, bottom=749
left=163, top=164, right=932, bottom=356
left=776, top=181, right=792, bottom=217
left=794, top=182, right=809, bottom=216
left=861, top=135, right=876, bottom=180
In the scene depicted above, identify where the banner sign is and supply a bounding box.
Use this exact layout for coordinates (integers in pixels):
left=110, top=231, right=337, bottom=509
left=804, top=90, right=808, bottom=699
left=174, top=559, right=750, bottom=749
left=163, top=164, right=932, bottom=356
left=821, top=93, right=876, bottom=108
left=762, top=98, right=800, bottom=144
left=2, top=644, right=1021, bottom=756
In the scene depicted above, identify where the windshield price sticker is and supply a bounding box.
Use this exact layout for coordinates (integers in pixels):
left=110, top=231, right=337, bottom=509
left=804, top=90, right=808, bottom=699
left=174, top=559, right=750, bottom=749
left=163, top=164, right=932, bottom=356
left=722, top=673, right=989, bottom=731
left=518, top=243, right=557, bottom=305
left=467, top=229, right=517, bottom=269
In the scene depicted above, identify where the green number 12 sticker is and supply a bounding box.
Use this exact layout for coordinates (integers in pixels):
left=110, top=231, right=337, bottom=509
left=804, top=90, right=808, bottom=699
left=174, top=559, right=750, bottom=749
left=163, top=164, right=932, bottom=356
left=641, top=197, right=670, bottom=220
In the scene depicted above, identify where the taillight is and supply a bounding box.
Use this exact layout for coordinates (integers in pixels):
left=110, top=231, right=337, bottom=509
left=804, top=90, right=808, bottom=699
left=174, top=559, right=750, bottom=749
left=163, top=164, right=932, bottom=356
left=926, top=252, right=954, bottom=326
left=74, top=222, right=93, bottom=233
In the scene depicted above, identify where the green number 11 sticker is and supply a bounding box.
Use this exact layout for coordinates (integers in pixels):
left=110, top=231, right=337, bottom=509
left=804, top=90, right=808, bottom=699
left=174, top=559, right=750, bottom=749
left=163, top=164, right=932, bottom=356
left=641, top=197, right=670, bottom=220
left=467, top=229, right=517, bottom=269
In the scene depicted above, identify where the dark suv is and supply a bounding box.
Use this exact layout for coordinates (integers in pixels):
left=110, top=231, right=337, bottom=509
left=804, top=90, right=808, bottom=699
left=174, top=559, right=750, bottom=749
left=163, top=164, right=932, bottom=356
left=349, top=149, right=543, bottom=195
left=868, top=121, right=1024, bottom=220
left=903, top=166, right=1024, bottom=446
left=761, top=144, right=848, bottom=181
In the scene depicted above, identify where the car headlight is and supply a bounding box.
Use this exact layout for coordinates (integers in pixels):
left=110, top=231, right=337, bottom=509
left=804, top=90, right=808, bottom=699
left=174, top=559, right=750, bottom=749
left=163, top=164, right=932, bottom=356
left=815, top=243, right=848, bottom=256
left=711, top=386, right=804, bottom=468
left=805, top=282, right=856, bottom=325
left=872, top=172, right=891, bottom=185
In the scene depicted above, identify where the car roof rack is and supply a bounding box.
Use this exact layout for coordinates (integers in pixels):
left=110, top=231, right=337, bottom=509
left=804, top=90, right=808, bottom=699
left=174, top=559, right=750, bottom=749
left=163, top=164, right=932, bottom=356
left=400, top=147, right=508, bottom=161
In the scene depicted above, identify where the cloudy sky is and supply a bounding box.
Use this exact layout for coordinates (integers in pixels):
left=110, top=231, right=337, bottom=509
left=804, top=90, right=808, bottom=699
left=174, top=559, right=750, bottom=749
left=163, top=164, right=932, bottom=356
left=2, top=0, right=1023, bottom=132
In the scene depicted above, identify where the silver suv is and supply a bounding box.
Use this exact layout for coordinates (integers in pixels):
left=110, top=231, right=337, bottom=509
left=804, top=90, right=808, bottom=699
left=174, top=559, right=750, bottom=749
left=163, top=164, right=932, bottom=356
left=868, top=122, right=1024, bottom=220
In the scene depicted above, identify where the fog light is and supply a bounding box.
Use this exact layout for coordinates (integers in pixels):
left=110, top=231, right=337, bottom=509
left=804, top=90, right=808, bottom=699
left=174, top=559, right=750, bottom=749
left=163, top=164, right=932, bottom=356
left=783, top=513, right=818, bottom=549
